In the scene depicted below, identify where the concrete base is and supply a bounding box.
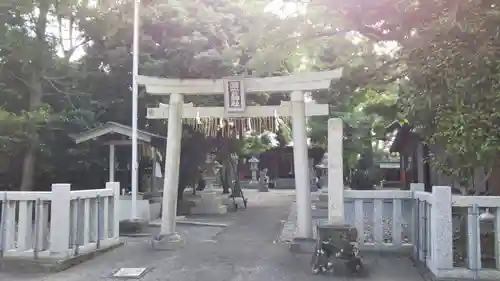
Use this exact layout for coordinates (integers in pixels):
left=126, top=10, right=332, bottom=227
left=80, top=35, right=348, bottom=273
left=257, top=185, right=269, bottom=192
left=119, top=197, right=152, bottom=221
left=151, top=232, right=185, bottom=251
left=177, top=199, right=196, bottom=215
left=240, top=178, right=295, bottom=189
left=318, top=190, right=328, bottom=201
left=289, top=237, right=316, bottom=253
left=312, top=201, right=328, bottom=209
left=191, top=205, right=227, bottom=215
left=221, top=196, right=246, bottom=210
left=191, top=191, right=228, bottom=215
left=119, top=219, right=149, bottom=235
left=0, top=240, right=123, bottom=273
left=150, top=202, right=162, bottom=220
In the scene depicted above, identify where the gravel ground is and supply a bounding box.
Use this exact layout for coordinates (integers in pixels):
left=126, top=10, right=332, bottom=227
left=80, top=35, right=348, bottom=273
left=0, top=190, right=424, bottom=281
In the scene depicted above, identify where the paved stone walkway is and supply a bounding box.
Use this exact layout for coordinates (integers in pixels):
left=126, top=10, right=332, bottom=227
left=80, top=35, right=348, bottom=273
left=1, top=190, right=425, bottom=281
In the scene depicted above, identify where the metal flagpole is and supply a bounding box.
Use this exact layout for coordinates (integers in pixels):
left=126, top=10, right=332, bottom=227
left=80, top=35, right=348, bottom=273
left=131, top=0, right=140, bottom=219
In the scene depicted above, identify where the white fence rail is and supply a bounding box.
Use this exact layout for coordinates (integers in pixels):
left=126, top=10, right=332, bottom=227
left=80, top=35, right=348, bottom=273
left=448, top=194, right=500, bottom=280
left=340, top=183, right=500, bottom=280
left=344, top=189, right=413, bottom=251
left=0, top=182, right=120, bottom=260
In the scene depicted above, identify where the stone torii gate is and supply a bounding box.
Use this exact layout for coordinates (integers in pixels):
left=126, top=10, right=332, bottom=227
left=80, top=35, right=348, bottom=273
left=137, top=69, right=342, bottom=247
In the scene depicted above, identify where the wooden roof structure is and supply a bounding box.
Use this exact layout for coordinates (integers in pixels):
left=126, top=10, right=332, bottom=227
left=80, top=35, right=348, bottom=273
left=69, top=122, right=166, bottom=145
left=386, top=121, right=421, bottom=154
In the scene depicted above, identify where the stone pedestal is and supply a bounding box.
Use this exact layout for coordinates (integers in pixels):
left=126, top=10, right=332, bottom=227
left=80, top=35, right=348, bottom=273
left=119, top=195, right=152, bottom=221
left=319, top=174, right=327, bottom=189
left=310, top=182, right=318, bottom=192
left=314, top=188, right=329, bottom=209
left=192, top=155, right=227, bottom=215
left=119, top=219, right=149, bottom=235
left=258, top=184, right=269, bottom=192
left=191, top=190, right=228, bottom=215
left=319, top=188, right=328, bottom=202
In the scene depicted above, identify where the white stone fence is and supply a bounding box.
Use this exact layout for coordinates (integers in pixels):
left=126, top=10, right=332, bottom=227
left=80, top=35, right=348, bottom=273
left=341, top=183, right=500, bottom=280
left=0, top=182, right=120, bottom=260
left=344, top=189, right=414, bottom=252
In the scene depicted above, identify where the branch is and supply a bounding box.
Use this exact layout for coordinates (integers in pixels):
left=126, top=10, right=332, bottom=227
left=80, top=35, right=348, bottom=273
left=56, top=1, right=65, bottom=53
left=344, top=57, right=405, bottom=87
left=45, top=79, right=78, bottom=111
left=9, top=71, right=31, bottom=89
left=45, top=78, right=66, bottom=94
left=273, top=27, right=346, bottom=49
left=68, top=13, right=74, bottom=51
left=64, top=37, right=91, bottom=60
left=43, top=75, right=69, bottom=80
left=482, top=168, right=493, bottom=185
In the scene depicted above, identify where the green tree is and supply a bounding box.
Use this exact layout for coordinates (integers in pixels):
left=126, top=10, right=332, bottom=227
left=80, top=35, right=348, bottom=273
left=75, top=0, right=293, bottom=197
left=0, top=0, right=100, bottom=190
left=269, top=0, right=500, bottom=189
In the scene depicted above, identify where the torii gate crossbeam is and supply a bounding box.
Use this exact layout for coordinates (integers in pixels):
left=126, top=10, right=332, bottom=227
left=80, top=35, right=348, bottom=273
left=137, top=69, right=343, bottom=248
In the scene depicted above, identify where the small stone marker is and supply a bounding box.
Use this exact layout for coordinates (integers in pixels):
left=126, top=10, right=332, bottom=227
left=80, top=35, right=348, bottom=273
left=112, top=268, right=148, bottom=279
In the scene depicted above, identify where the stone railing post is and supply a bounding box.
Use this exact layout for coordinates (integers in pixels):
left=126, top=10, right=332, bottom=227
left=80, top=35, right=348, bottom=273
left=410, top=183, right=425, bottom=260
left=107, top=182, right=121, bottom=239
left=410, top=183, right=425, bottom=192
left=429, top=186, right=454, bottom=274
left=328, top=118, right=344, bottom=224
left=49, top=183, right=71, bottom=257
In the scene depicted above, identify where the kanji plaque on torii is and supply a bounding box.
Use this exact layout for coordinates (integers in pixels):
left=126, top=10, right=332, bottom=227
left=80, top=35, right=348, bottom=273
left=137, top=68, right=343, bottom=244
left=223, top=77, right=246, bottom=113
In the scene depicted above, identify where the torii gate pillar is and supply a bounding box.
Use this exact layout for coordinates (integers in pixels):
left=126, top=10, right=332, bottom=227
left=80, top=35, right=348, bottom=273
left=138, top=69, right=342, bottom=247
left=290, top=90, right=312, bottom=238
left=160, top=93, right=183, bottom=236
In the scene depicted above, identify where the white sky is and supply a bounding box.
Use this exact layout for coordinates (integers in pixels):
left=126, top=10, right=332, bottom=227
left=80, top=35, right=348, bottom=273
left=58, top=0, right=292, bottom=60
left=264, top=0, right=308, bottom=18
left=56, top=0, right=398, bottom=62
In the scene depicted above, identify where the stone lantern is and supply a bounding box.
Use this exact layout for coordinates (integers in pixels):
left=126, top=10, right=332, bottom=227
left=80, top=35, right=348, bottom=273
left=258, top=168, right=269, bottom=192
left=191, top=153, right=228, bottom=215
left=315, top=153, right=328, bottom=190
left=202, top=153, right=223, bottom=192
left=248, top=156, right=260, bottom=184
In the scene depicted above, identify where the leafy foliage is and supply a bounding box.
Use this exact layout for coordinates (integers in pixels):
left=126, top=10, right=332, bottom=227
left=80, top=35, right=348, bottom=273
left=2, top=0, right=496, bottom=193
left=241, top=133, right=273, bottom=156
left=272, top=0, right=500, bottom=189
left=0, top=0, right=300, bottom=192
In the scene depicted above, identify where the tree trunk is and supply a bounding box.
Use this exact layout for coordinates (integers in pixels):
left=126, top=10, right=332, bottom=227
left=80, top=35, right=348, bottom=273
left=231, top=157, right=243, bottom=198
left=177, top=184, right=184, bottom=201
left=20, top=147, right=37, bottom=191
left=488, top=163, right=500, bottom=196
left=222, top=161, right=230, bottom=194
left=20, top=77, right=43, bottom=191
left=20, top=73, right=44, bottom=191
left=19, top=1, right=50, bottom=191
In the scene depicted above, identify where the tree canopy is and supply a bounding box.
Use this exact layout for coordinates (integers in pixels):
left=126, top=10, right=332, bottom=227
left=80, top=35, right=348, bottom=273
left=0, top=0, right=496, bottom=192
left=265, top=0, right=500, bottom=188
